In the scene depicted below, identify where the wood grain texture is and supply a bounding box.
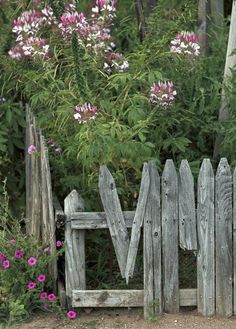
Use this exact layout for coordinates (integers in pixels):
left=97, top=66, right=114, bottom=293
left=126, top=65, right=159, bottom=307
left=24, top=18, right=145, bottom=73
left=179, top=160, right=197, bottom=251
left=210, top=0, right=224, bottom=24
left=144, top=161, right=162, bottom=319
left=126, top=163, right=150, bottom=283
left=233, top=168, right=236, bottom=315
left=71, top=211, right=134, bottom=229
left=197, top=159, right=215, bottom=316
left=72, top=289, right=197, bottom=308
left=65, top=190, right=86, bottom=302
left=162, top=160, right=179, bottom=313
left=215, top=158, right=233, bottom=316
left=99, top=165, right=129, bottom=278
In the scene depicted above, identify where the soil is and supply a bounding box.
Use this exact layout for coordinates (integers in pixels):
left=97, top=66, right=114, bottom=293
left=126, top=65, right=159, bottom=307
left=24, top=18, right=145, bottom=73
left=15, top=308, right=236, bottom=329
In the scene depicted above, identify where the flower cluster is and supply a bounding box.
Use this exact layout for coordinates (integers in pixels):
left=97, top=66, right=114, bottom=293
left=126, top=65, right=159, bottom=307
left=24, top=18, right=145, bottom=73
left=74, top=103, right=98, bottom=124
left=9, top=37, right=50, bottom=60
left=104, top=52, right=129, bottom=74
left=47, top=139, right=62, bottom=154
left=170, top=31, right=200, bottom=57
left=150, top=81, right=177, bottom=108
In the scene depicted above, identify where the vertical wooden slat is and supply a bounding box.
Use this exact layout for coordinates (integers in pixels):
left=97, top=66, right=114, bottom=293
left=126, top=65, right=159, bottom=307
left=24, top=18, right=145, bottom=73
left=125, top=163, right=150, bottom=283
left=233, top=168, right=236, bottom=315
left=144, top=161, right=162, bottom=319
left=162, top=159, right=179, bottom=313
left=25, top=105, right=31, bottom=231
left=179, top=160, right=197, bottom=251
left=99, top=165, right=129, bottom=279
left=65, top=190, right=86, bottom=306
left=197, top=159, right=215, bottom=316
left=215, top=158, right=233, bottom=317
left=210, top=0, right=224, bottom=25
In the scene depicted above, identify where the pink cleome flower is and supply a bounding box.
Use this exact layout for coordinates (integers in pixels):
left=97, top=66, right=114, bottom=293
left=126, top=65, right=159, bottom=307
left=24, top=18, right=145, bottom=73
left=15, top=250, right=24, bottom=259
left=74, top=103, right=98, bottom=124
left=48, top=293, right=56, bottom=301
left=40, top=292, right=47, bottom=299
left=2, top=260, right=10, bottom=269
left=170, top=31, right=200, bottom=57
left=67, top=310, right=77, bottom=319
left=28, top=257, right=37, bottom=266
left=38, top=274, right=46, bottom=282
left=27, top=145, right=37, bottom=155
left=150, top=81, right=177, bottom=108
left=28, top=281, right=36, bottom=289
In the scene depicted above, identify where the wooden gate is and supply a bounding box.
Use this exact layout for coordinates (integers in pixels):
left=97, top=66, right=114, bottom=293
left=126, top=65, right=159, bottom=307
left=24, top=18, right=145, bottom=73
left=64, top=158, right=236, bottom=318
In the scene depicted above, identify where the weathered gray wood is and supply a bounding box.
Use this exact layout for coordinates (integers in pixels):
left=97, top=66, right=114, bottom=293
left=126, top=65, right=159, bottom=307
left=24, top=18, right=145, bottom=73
left=72, top=290, right=143, bottom=308
left=198, top=0, right=211, bottom=54
left=65, top=190, right=86, bottom=302
left=58, top=280, right=66, bottom=309
left=210, top=0, right=224, bottom=25
left=144, top=161, right=162, bottom=319
left=25, top=105, right=31, bottom=232
left=197, top=159, right=215, bottom=316
left=99, top=165, right=129, bottom=278
left=233, top=168, right=236, bottom=315
left=71, top=211, right=134, bottom=229
left=72, top=289, right=197, bottom=308
left=215, top=158, right=233, bottom=317
left=162, top=159, right=179, bottom=313
left=179, top=160, right=197, bottom=251
left=126, top=163, right=150, bottom=283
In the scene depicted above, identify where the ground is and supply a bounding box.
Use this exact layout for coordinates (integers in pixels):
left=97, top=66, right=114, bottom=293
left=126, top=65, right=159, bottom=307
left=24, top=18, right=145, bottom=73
left=14, top=308, right=236, bottom=329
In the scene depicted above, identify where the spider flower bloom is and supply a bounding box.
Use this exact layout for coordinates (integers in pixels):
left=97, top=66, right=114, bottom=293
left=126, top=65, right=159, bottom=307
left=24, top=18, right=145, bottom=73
left=170, top=31, right=200, bottom=57
left=74, top=103, right=98, bottom=124
left=40, top=292, right=47, bottom=299
left=38, top=274, right=46, bottom=282
left=150, top=81, right=177, bottom=108
left=2, top=260, right=10, bottom=268
left=28, top=281, right=36, bottom=289
left=67, top=310, right=77, bottom=319
left=28, top=145, right=37, bottom=155
left=48, top=293, right=56, bottom=301
left=15, top=250, right=24, bottom=259
left=28, top=257, right=37, bottom=266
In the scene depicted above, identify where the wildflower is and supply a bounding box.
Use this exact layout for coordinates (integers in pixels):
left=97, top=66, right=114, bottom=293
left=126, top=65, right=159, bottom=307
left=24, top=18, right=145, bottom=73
left=38, top=274, right=46, bottom=282
left=150, top=81, right=177, bottom=108
left=15, top=250, right=24, bottom=259
left=74, top=103, right=98, bottom=124
left=67, top=310, right=77, bottom=319
left=103, top=52, right=129, bottom=74
left=2, top=260, right=10, bottom=268
left=28, top=145, right=37, bottom=155
left=48, top=293, right=56, bottom=301
left=28, top=257, right=37, bottom=266
left=10, top=239, right=16, bottom=245
left=0, top=252, right=5, bottom=260
left=56, top=240, right=62, bottom=248
left=44, top=247, right=50, bottom=253
left=170, top=31, right=200, bottom=57
left=28, top=282, right=36, bottom=289
left=40, top=292, right=47, bottom=299
left=9, top=45, right=24, bottom=60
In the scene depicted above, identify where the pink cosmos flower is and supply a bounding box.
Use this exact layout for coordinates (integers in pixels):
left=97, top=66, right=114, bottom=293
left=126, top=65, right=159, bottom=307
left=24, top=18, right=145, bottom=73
left=15, top=250, right=24, bottom=259
left=28, top=281, right=36, bottom=289
left=0, top=253, right=5, bottom=260
left=38, top=274, right=46, bottom=282
left=48, top=293, right=56, bottom=301
left=28, top=145, right=37, bottom=155
left=40, top=292, right=47, bottom=299
left=28, top=257, right=37, bottom=266
left=67, top=310, right=77, bottom=319
left=56, top=240, right=62, bottom=248
left=2, top=260, right=10, bottom=268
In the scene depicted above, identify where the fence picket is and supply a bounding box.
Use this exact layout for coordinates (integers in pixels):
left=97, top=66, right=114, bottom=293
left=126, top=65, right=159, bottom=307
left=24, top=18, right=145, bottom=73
left=126, top=163, right=150, bottom=283
left=215, top=158, right=233, bottom=316
left=99, top=165, right=129, bottom=278
left=233, top=168, right=236, bottom=315
left=197, top=159, right=215, bottom=316
left=162, top=159, right=179, bottom=313
left=179, top=160, right=197, bottom=250
left=144, top=161, right=162, bottom=319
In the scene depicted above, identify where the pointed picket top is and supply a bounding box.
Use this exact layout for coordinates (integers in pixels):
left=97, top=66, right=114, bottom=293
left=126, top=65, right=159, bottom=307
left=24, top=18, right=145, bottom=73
left=125, top=162, right=150, bottom=284
left=99, top=165, right=129, bottom=278
left=179, top=160, right=197, bottom=251
left=215, top=158, right=233, bottom=316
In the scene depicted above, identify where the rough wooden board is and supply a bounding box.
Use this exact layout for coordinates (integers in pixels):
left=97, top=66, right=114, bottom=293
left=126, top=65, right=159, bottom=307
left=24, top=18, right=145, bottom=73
left=198, top=0, right=211, bottom=54
left=197, top=159, right=215, bottom=316
left=25, top=105, right=31, bottom=232
left=99, top=165, right=129, bottom=278
left=215, top=158, right=233, bottom=317
left=144, top=161, right=162, bottom=319
left=233, top=168, right=236, bottom=316
left=72, top=289, right=197, bottom=308
left=162, top=159, right=179, bottom=313
left=58, top=280, right=66, bottom=309
left=65, top=190, right=86, bottom=302
left=126, top=163, right=150, bottom=283
left=179, top=160, right=197, bottom=251
left=71, top=211, right=134, bottom=229
left=210, top=0, right=224, bottom=24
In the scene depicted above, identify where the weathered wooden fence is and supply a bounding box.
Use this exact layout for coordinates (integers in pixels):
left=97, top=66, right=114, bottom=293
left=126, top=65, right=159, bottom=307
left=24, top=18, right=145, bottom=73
left=25, top=106, right=57, bottom=287
left=64, top=158, right=236, bottom=319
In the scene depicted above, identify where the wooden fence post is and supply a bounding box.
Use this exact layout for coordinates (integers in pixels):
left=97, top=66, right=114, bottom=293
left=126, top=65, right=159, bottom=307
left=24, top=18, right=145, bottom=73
left=64, top=190, right=86, bottom=307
